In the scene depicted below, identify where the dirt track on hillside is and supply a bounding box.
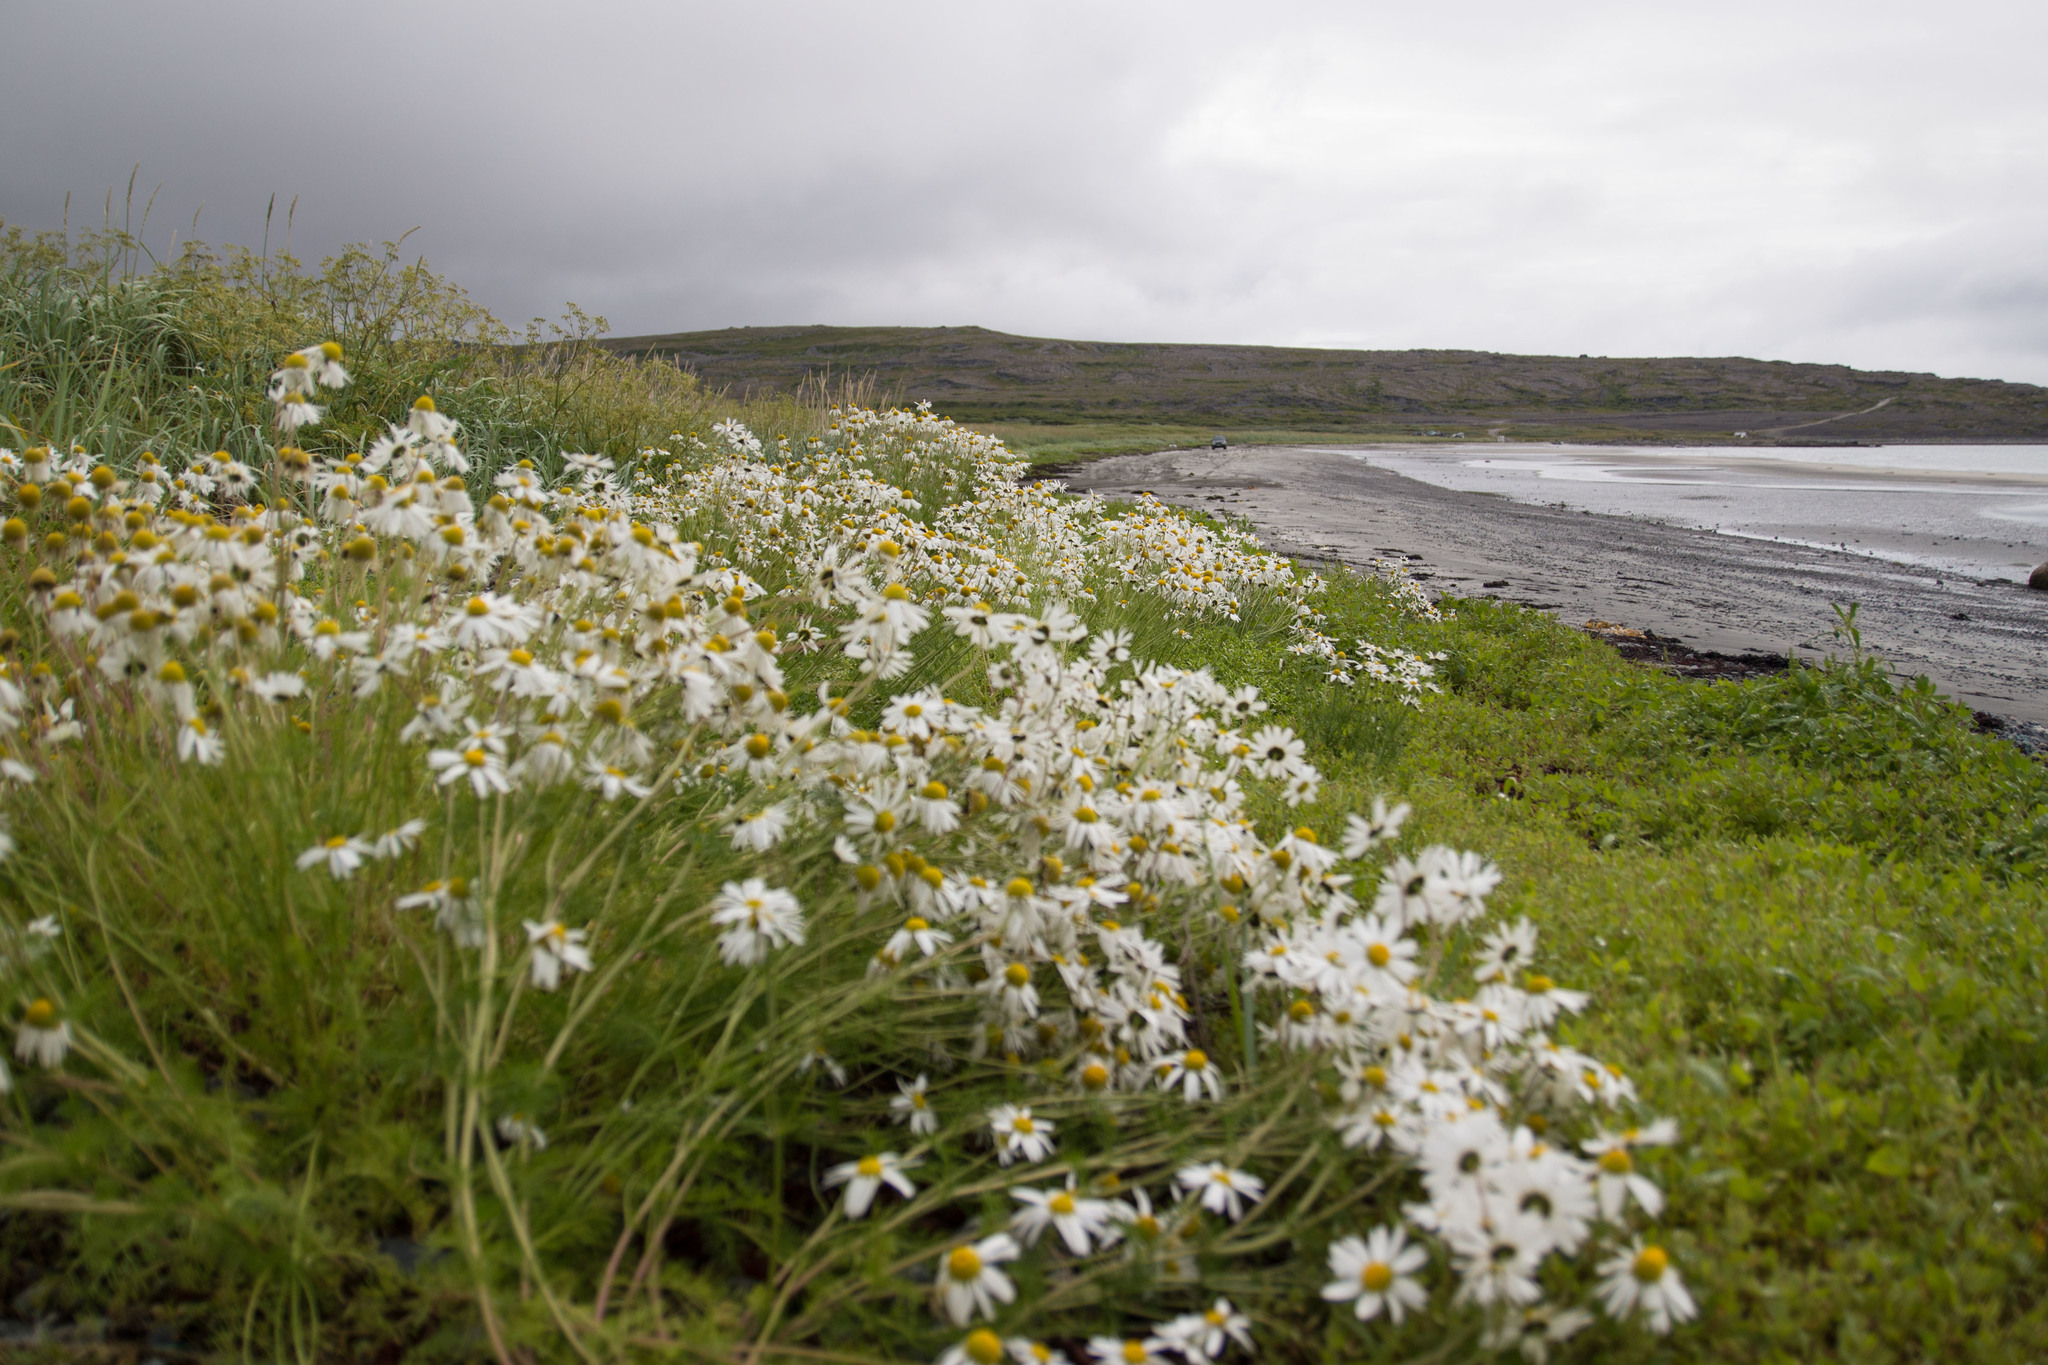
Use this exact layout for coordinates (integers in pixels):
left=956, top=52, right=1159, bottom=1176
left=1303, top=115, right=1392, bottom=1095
left=1053, top=445, right=2048, bottom=725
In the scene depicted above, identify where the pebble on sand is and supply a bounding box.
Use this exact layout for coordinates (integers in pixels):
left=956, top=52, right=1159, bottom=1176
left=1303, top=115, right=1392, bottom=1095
left=2032, top=562, right=2048, bottom=592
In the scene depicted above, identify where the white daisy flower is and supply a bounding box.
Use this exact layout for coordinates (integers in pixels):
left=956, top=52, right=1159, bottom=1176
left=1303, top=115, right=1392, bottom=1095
left=1085, top=1337, right=1170, bottom=1365
left=729, top=801, right=792, bottom=851
left=523, top=919, right=594, bottom=991
left=296, top=834, right=373, bottom=880
left=15, top=998, right=72, bottom=1069
left=1009, top=1176, right=1114, bottom=1254
left=1175, top=1162, right=1265, bottom=1221
left=935, top=1232, right=1021, bottom=1325
left=371, top=819, right=429, bottom=860
left=1321, top=1226, right=1428, bottom=1323
left=496, top=1113, right=548, bottom=1150
left=176, top=717, right=223, bottom=765
left=823, top=1151, right=918, bottom=1218
left=934, top=1330, right=1007, bottom=1365
left=987, top=1104, right=1057, bottom=1166
left=1171, top=1298, right=1253, bottom=1362
left=883, top=914, right=954, bottom=963
left=582, top=756, right=653, bottom=802
left=250, top=671, right=307, bottom=702
left=708, top=879, right=806, bottom=966
left=1153, top=1047, right=1225, bottom=1103
left=1582, top=1120, right=1678, bottom=1220
left=1596, top=1239, right=1697, bottom=1334
left=892, top=1073, right=939, bottom=1135
left=427, top=742, right=514, bottom=798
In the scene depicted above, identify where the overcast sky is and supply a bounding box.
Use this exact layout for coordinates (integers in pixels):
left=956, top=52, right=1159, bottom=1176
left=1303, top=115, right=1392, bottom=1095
left=7, top=0, right=2045, bottom=383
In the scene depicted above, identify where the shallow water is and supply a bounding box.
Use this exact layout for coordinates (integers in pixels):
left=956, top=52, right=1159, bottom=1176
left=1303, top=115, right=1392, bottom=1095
left=1322, top=444, right=2048, bottom=583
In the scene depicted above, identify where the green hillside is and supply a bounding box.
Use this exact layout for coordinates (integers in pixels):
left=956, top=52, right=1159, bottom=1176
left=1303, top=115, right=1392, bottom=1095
left=604, top=324, right=2048, bottom=444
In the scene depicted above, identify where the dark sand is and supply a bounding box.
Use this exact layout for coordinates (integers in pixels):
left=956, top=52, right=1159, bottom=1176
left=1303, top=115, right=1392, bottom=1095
left=1054, top=445, right=2048, bottom=726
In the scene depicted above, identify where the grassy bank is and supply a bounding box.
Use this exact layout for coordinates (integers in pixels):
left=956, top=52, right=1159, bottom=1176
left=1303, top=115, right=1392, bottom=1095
left=927, top=423, right=1872, bottom=471
left=984, top=425, right=1387, bottom=469
left=1, top=233, right=2045, bottom=1364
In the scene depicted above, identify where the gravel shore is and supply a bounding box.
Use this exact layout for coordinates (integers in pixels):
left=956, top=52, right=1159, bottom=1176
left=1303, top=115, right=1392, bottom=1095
left=1053, top=445, right=2048, bottom=726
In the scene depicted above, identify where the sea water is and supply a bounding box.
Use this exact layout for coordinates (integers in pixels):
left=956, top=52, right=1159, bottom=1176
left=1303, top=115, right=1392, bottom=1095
left=1324, top=444, right=2048, bottom=583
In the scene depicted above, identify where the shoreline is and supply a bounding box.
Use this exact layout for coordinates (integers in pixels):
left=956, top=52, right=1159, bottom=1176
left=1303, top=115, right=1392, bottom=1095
left=1050, top=444, right=2048, bottom=727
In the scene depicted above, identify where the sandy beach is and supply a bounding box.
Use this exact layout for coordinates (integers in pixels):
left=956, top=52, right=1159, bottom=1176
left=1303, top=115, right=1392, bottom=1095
left=1054, top=445, right=2048, bottom=725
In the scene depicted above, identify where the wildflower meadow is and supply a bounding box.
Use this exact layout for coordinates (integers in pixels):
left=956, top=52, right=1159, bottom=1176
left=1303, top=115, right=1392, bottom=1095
left=3, top=230, right=2047, bottom=1363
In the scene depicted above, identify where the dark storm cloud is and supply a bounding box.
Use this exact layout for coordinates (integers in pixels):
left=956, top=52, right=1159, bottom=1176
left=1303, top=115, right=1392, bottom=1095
left=5, top=0, right=2045, bottom=382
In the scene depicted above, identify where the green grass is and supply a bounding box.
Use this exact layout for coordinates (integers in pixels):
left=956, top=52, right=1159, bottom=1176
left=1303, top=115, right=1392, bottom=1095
left=983, top=424, right=1404, bottom=469
left=0, top=224, right=821, bottom=482
left=1125, top=585, right=2048, bottom=1361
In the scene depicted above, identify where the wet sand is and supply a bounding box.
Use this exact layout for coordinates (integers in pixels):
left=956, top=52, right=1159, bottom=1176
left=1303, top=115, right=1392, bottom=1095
left=1055, top=445, right=2048, bottom=725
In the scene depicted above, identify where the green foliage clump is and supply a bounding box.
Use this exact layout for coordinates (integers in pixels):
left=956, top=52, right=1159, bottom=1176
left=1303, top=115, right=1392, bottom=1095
left=0, top=222, right=818, bottom=484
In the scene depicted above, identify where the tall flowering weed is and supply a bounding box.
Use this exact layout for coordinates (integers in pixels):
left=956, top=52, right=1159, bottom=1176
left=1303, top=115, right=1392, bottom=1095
left=0, top=348, right=1690, bottom=1359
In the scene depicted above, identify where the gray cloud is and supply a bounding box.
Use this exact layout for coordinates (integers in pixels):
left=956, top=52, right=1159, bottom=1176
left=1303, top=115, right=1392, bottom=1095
left=6, top=0, right=2045, bottom=383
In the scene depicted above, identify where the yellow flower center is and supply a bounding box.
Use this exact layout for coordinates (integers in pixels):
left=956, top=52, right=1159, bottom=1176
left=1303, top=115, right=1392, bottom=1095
left=1004, top=963, right=1031, bottom=987
left=1013, top=1116, right=1034, bottom=1134
left=464, top=748, right=486, bottom=767
left=857, top=1156, right=883, bottom=1178
left=1049, top=1192, right=1076, bottom=1215
left=1600, top=1148, right=1634, bottom=1175
left=1367, top=943, right=1392, bottom=967
left=873, top=810, right=896, bottom=833
left=465, top=597, right=489, bottom=616
left=1184, top=1049, right=1208, bottom=1072
left=905, top=917, right=929, bottom=932
left=24, top=998, right=57, bottom=1028
left=965, top=1331, right=1003, bottom=1365
left=1362, top=1260, right=1394, bottom=1292
left=1121, top=1344, right=1147, bottom=1365
left=1525, top=973, right=1554, bottom=993
left=947, top=1247, right=982, bottom=1281
left=1006, top=877, right=1035, bottom=899
left=1633, top=1245, right=1669, bottom=1282
left=922, top=780, right=948, bottom=800
left=1082, top=1063, right=1109, bottom=1090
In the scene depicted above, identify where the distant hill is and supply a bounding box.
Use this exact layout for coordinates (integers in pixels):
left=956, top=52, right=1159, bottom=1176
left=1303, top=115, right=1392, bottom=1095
left=601, top=325, right=2048, bottom=443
